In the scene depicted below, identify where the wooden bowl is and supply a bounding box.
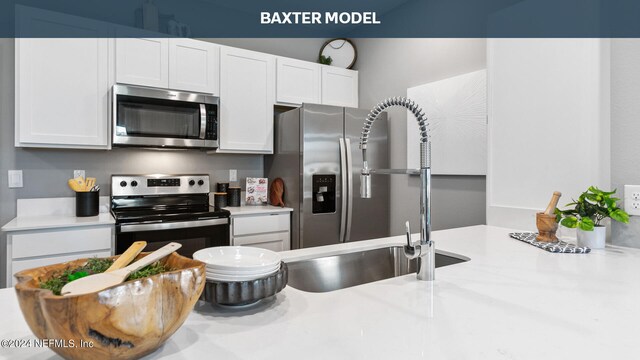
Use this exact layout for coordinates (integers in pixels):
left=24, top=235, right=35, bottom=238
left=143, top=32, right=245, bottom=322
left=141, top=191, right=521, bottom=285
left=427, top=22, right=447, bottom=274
left=14, top=252, right=206, bottom=360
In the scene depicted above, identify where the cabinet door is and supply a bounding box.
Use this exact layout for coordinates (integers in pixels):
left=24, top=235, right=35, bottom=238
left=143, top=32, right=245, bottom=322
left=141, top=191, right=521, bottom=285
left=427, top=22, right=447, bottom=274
left=321, top=66, right=359, bottom=108
left=169, top=39, right=220, bottom=94
left=276, top=57, right=320, bottom=105
left=219, top=47, right=275, bottom=153
left=233, top=232, right=290, bottom=252
left=115, top=33, right=168, bottom=88
left=15, top=7, right=110, bottom=148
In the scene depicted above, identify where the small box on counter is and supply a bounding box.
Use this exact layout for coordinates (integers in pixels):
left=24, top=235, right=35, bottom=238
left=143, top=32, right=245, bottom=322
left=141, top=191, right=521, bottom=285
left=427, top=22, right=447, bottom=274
left=246, top=177, right=268, bottom=205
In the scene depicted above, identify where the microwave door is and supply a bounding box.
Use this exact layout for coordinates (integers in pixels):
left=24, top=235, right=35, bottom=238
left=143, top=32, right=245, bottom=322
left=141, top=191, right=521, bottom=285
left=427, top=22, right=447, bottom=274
left=112, top=85, right=216, bottom=148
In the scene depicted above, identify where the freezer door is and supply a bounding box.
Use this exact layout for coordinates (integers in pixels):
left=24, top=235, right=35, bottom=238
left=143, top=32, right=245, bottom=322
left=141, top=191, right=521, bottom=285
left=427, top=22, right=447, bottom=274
left=344, top=108, right=390, bottom=241
left=300, top=104, right=345, bottom=248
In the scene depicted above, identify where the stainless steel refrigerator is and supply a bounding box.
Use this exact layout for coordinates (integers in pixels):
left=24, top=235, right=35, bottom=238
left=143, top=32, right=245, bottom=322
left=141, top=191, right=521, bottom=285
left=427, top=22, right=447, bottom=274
left=265, top=103, right=389, bottom=249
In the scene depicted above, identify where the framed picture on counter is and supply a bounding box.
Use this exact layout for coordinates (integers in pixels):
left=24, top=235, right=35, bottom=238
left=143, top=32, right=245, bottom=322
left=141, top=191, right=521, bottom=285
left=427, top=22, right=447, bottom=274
left=246, top=177, right=268, bottom=205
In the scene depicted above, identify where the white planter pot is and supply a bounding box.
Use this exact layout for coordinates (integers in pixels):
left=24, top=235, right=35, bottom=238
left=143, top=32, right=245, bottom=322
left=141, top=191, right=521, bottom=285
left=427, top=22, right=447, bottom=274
left=577, top=226, right=606, bottom=249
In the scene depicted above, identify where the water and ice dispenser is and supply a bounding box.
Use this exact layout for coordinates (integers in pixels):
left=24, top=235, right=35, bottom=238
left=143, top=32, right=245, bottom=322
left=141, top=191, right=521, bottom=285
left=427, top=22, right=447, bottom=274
left=312, top=174, right=336, bottom=214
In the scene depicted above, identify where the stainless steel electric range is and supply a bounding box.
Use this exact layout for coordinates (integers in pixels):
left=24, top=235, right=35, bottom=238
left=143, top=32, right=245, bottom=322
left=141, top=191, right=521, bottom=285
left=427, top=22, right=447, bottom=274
left=111, top=174, right=230, bottom=258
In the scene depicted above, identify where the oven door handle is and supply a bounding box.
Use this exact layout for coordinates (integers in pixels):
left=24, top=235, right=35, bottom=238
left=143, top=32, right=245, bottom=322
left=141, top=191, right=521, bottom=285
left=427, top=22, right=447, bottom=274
left=199, top=104, right=207, bottom=140
left=119, top=218, right=228, bottom=233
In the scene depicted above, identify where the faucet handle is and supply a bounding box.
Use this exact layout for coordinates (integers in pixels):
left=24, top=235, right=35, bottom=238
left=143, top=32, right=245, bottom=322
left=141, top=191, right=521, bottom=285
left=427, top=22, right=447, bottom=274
left=404, top=221, right=420, bottom=259
left=405, top=221, right=412, bottom=247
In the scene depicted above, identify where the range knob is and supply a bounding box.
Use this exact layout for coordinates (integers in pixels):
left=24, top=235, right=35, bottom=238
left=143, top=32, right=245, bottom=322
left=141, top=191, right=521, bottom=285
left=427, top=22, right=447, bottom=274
left=119, top=181, right=127, bottom=187
left=198, top=179, right=204, bottom=186
left=189, top=179, right=195, bottom=186
left=130, top=180, right=138, bottom=187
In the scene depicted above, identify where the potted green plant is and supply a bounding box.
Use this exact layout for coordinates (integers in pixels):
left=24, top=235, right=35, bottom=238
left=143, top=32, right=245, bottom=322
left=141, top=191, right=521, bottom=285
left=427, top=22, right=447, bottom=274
left=554, top=186, right=629, bottom=248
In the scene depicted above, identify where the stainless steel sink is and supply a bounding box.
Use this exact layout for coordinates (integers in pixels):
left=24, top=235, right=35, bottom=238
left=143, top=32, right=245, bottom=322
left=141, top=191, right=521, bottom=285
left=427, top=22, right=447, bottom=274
left=286, top=246, right=469, bottom=293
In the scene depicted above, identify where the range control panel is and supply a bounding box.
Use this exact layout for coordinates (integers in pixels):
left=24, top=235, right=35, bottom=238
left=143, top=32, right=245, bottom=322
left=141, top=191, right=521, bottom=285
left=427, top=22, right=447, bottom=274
left=112, top=175, right=210, bottom=197
left=148, top=178, right=181, bottom=187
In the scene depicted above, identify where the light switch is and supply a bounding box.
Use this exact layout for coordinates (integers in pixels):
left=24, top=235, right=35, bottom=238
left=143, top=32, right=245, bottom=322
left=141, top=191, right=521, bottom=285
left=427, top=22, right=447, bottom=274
left=229, top=169, right=237, bottom=182
left=8, top=170, right=23, bottom=188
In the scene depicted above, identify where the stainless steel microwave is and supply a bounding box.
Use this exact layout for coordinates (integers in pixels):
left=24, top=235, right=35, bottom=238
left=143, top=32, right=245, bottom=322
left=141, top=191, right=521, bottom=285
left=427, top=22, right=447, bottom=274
left=112, top=84, right=219, bottom=149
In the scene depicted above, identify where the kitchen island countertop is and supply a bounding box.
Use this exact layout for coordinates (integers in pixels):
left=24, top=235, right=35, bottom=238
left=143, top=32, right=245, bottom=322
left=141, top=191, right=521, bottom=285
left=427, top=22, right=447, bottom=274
left=1, top=225, right=639, bottom=359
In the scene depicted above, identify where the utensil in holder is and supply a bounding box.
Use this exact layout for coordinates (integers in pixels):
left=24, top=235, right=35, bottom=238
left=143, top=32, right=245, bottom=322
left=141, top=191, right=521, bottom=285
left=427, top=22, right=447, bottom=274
left=76, top=191, right=99, bottom=217
left=228, top=187, right=241, bottom=207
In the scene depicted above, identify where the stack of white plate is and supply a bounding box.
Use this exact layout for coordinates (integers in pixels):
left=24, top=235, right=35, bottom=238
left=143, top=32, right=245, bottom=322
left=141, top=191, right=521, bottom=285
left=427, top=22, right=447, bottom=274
left=193, top=246, right=281, bottom=282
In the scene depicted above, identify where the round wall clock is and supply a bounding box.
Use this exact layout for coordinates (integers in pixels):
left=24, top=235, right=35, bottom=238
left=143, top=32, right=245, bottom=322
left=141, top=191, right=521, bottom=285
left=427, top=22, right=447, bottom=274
left=319, top=38, right=357, bottom=69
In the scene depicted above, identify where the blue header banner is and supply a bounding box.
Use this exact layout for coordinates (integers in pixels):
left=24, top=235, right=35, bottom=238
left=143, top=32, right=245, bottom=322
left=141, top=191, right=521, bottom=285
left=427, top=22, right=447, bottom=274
left=4, top=0, right=640, bottom=38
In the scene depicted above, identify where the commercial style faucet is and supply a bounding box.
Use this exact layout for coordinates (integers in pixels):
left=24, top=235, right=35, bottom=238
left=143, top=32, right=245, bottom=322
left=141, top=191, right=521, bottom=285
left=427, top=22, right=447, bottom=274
left=359, top=97, right=434, bottom=281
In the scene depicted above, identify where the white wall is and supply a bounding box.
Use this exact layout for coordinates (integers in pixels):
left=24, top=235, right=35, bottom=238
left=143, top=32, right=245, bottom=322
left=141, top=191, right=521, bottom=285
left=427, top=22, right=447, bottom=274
left=611, top=39, right=640, bottom=247
left=486, top=39, right=611, bottom=231
left=354, top=39, right=487, bottom=235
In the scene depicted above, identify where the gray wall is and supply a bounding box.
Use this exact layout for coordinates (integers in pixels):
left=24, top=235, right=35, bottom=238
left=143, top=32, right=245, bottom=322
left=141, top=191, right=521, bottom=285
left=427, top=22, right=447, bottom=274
left=611, top=39, right=640, bottom=247
left=353, top=39, right=487, bottom=235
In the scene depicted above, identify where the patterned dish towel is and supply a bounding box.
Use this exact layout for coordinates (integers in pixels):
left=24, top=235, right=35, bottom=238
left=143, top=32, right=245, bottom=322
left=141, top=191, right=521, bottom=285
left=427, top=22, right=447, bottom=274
left=509, top=232, right=591, bottom=253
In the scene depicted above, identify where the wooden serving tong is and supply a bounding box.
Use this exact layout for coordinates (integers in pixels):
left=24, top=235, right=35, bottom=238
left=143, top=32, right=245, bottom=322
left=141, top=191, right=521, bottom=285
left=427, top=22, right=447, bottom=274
left=106, top=241, right=147, bottom=272
left=61, top=242, right=180, bottom=296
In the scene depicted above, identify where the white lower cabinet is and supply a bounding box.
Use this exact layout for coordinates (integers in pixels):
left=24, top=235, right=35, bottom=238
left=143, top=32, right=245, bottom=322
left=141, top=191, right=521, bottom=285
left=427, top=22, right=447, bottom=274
left=231, top=213, right=290, bottom=252
left=5, top=226, right=114, bottom=287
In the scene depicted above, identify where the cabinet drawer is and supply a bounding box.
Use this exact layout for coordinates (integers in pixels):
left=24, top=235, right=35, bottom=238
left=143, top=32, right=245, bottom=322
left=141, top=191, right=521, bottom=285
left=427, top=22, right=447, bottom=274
left=10, top=250, right=112, bottom=287
left=233, top=232, right=290, bottom=252
left=233, top=214, right=289, bottom=236
left=11, top=227, right=112, bottom=259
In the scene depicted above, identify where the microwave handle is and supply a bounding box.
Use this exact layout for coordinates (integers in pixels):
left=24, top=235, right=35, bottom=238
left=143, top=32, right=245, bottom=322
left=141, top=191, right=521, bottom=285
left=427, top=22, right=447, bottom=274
left=199, top=104, right=207, bottom=140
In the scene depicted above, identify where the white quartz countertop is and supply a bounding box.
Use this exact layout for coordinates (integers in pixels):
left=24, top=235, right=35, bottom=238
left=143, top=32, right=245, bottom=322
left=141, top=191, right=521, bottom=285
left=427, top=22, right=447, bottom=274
left=1, top=225, right=640, bottom=359
left=1, top=213, right=115, bottom=232
left=223, top=205, right=293, bottom=216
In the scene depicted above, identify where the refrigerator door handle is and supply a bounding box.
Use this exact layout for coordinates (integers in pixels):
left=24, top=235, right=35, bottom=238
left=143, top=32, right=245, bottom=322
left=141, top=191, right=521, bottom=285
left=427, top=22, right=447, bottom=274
left=345, top=138, right=354, bottom=242
left=339, top=138, right=348, bottom=243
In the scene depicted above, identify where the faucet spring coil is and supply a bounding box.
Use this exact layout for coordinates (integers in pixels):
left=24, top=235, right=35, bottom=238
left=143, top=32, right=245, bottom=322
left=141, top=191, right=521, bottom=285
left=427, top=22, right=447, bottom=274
left=359, top=97, right=429, bottom=149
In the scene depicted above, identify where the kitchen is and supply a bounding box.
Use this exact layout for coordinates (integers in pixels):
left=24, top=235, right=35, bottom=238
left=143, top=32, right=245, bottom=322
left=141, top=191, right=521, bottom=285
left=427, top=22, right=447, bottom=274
left=2, top=2, right=640, bottom=359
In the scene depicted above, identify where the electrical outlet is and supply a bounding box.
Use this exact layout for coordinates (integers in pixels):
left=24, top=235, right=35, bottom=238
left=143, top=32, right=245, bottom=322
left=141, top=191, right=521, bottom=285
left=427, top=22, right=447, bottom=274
left=229, top=169, right=237, bottom=182
left=624, top=185, right=640, bottom=216
left=73, top=170, right=85, bottom=179
left=8, top=170, right=23, bottom=188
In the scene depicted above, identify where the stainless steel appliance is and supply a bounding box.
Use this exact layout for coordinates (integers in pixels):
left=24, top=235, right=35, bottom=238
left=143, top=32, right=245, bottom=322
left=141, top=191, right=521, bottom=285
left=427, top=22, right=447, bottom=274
left=112, top=84, right=219, bottom=149
left=111, top=174, right=230, bottom=258
left=265, top=104, right=389, bottom=249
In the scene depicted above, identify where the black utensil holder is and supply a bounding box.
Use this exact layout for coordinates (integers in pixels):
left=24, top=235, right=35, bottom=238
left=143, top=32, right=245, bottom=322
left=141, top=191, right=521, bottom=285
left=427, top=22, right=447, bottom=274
left=76, top=191, right=99, bottom=217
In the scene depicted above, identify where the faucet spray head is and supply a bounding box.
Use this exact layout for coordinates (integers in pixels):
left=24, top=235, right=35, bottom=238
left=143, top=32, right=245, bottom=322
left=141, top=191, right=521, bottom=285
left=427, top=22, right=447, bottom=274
left=360, top=173, right=371, bottom=198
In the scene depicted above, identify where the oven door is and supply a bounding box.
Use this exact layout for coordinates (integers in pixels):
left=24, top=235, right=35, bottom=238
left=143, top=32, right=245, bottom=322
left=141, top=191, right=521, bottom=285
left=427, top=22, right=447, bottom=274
left=112, top=84, right=218, bottom=149
left=116, top=218, right=229, bottom=258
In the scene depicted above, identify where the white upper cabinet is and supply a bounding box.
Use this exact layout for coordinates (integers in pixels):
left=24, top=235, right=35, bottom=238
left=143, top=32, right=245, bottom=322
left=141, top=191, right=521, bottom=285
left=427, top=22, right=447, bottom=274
left=15, top=7, right=111, bottom=148
left=169, top=38, right=219, bottom=94
left=218, top=46, right=275, bottom=153
left=115, top=32, right=169, bottom=88
left=116, top=34, right=219, bottom=94
left=276, top=57, right=320, bottom=105
left=321, top=66, right=359, bottom=108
